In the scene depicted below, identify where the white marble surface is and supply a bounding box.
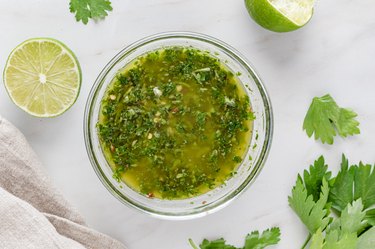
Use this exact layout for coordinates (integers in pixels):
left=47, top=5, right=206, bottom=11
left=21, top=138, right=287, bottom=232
left=1, top=0, right=375, bottom=248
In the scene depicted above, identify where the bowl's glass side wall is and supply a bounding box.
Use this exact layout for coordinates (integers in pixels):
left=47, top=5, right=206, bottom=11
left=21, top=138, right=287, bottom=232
left=84, top=33, right=272, bottom=219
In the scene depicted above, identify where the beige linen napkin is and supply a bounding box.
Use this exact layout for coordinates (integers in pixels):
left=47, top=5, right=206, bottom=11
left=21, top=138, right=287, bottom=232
left=0, top=116, right=126, bottom=249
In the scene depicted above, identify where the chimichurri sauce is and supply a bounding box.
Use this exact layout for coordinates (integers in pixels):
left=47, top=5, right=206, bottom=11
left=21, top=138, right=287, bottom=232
left=97, top=47, right=254, bottom=199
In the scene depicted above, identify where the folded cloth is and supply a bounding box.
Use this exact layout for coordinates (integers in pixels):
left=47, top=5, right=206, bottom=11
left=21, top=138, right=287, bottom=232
left=0, top=116, right=126, bottom=249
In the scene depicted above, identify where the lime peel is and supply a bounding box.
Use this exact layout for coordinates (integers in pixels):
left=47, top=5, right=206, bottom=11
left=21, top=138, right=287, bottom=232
left=245, top=0, right=316, bottom=32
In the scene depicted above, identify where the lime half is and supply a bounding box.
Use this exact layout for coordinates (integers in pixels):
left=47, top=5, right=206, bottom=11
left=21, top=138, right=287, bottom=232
left=245, top=0, right=315, bottom=32
left=3, top=38, right=81, bottom=117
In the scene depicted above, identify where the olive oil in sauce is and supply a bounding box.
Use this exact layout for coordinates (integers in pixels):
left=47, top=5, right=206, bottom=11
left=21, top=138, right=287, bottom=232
left=97, top=47, right=254, bottom=199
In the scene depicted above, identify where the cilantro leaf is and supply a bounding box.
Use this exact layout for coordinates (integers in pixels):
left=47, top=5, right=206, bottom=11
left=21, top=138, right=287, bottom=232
left=309, top=229, right=324, bottom=249
left=329, top=155, right=355, bottom=212
left=303, top=94, right=360, bottom=144
left=323, top=231, right=357, bottom=249
left=189, top=229, right=281, bottom=249
left=329, top=155, right=375, bottom=212
left=288, top=177, right=331, bottom=234
left=322, top=199, right=365, bottom=249
left=365, top=209, right=375, bottom=226
left=353, top=163, right=375, bottom=209
left=303, top=156, right=332, bottom=201
left=310, top=200, right=366, bottom=249
left=244, top=228, right=281, bottom=249
left=357, top=227, right=375, bottom=249
left=310, top=228, right=357, bottom=249
left=69, top=0, right=113, bottom=24
left=328, top=199, right=367, bottom=235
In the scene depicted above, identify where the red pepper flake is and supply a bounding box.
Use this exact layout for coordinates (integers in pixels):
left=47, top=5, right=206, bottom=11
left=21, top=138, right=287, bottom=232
left=147, top=192, right=154, bottom=198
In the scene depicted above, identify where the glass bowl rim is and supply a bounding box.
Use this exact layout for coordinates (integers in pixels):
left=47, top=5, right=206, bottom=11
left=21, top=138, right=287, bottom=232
left=83, top=31, right=274, bottom=219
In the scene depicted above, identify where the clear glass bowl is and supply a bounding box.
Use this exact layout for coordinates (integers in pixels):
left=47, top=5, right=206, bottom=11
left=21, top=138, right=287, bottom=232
left=84, top=32, right=273, bottom=220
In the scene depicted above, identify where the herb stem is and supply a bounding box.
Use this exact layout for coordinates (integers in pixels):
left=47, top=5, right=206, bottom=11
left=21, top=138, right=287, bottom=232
left=300, top=234, right=312, bottom=249
left=188, top=238, right=199, bottom=249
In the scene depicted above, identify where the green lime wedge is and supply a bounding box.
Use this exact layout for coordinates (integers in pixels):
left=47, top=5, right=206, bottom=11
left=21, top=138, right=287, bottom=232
left=3, top=38, right=82, bottom=117
left=245, top=0, right=315, bottom=32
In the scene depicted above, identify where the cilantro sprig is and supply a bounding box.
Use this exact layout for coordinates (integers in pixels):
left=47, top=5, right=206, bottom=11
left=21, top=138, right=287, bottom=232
left=69, top=0, right=113, bottom=24
left=289, top=155, right=375, bottom=249
left=303, top=94, right=360, bottom=144
left=189, top=228, right=281, bottom=249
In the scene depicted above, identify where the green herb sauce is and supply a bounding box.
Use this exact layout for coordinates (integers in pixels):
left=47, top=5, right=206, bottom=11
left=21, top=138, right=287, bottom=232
left=97, top=47, right=254, bottom=199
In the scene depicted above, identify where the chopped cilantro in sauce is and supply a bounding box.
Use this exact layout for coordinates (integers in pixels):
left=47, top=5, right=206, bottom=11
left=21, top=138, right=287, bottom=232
left=97, top=47, right=254, bottom=199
